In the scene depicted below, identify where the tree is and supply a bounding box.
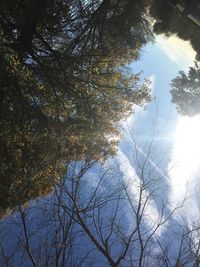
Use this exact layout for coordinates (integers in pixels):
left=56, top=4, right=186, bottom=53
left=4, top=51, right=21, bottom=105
left=149, top=0, right=200, bottom=61
left=0, top=0, right=153, bottom=59
left=170, top=62, right=200, bottom=116
left=154, top=225, right=200, bottom=267
left=0, top=0, right=153, bottom=214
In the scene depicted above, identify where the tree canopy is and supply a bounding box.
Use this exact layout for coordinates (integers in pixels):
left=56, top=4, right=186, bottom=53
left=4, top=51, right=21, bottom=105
left=170, top=62, right=200, bottom=116
left=0, top=0, right=153, bottom=214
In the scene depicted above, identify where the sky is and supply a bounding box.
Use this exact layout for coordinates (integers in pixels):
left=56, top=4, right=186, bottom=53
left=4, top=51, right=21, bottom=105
left=118, top=34, right=200, bottom=237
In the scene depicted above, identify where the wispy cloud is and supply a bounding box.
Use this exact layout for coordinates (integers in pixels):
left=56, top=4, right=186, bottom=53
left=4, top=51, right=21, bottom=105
left=117, top=150, right=166, bottom=236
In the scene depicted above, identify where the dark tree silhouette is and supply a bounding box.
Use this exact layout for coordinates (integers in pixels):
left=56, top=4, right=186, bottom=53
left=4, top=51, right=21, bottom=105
left=170, top=62, right=200, bottom=116
left=149, top=0, right=200, bottom=61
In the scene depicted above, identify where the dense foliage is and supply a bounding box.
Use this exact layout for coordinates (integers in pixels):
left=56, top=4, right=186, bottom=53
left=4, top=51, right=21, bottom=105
left=170, top=62, right=200, bottom=116
left=0, top=0, right=152, bottom=213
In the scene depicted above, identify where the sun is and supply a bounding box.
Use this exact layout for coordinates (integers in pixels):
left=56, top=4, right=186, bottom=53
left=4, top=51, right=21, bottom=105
left=169, top=114, right=200, bottom=199
left=174, top=115, right=200, bottom=172
left=168, top=115, right=200, bottom=213
left=168, top=115, right=200, bottom=222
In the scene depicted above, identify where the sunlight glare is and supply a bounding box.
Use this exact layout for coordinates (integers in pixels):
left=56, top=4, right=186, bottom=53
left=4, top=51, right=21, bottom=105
left=174, top=115, right=200, bottom=172
left=168, top=115, right=200, bottom=219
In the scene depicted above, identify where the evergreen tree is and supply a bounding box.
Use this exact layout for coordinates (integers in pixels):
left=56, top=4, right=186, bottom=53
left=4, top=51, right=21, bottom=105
left=170, top=62, right=200, bottom=116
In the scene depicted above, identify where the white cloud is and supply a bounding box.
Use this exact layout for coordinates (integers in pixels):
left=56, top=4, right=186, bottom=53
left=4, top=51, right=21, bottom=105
left=156, top=35, right=196, bottom=70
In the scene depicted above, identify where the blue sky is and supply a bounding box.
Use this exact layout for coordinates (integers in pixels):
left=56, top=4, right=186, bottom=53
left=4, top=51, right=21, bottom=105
left=120, top=36, right=181, bottom=171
